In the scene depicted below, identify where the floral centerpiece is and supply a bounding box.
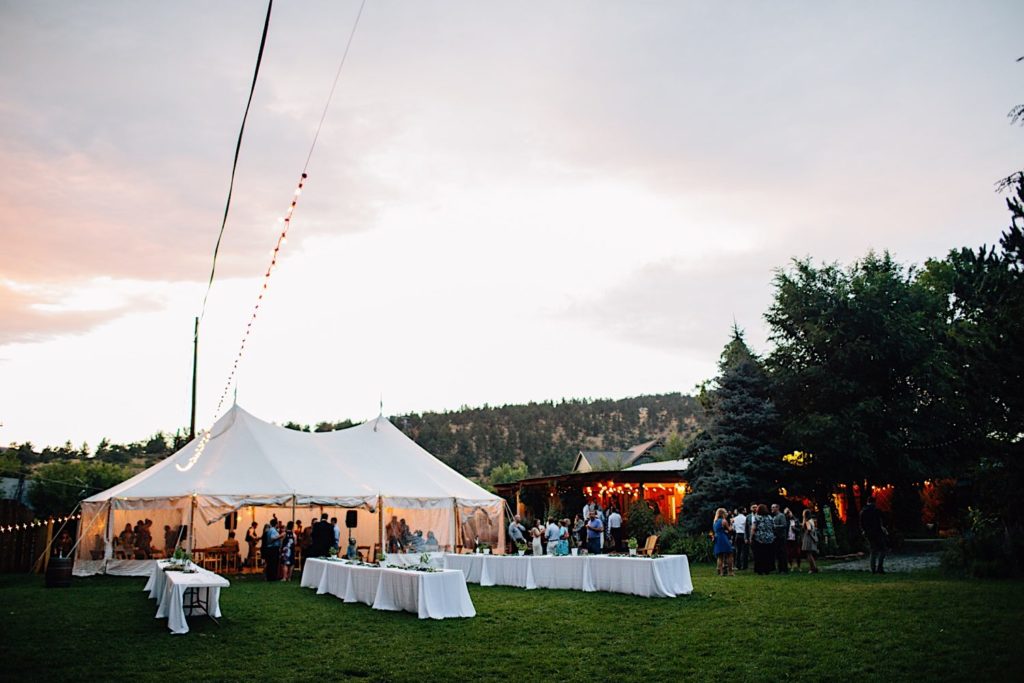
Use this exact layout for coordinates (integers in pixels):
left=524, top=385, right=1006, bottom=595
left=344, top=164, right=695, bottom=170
left=328, top=547, right=339, bottom=560
left=166, top=547, right=193, bottom=571
left=515, top=541, right=527, bottom=556
left=419, top=552, right=432, bottom=567
left=627, top=537, right=639, bottom=556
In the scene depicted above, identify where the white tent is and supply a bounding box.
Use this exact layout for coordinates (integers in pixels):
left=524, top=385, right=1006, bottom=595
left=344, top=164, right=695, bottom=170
left=74, top=404, right=504, bottom=575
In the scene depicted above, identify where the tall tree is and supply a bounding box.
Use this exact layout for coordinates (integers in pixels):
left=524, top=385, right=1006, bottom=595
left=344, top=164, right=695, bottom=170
left=923, top=177, right=1024, bottom=549
left=681, top=328, right=784, bottom=534
left=765, top=251, right=952, bottom=531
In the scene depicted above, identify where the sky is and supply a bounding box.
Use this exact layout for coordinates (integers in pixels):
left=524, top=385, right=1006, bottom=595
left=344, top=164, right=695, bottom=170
left=0, top=1, right=1021, bottom=450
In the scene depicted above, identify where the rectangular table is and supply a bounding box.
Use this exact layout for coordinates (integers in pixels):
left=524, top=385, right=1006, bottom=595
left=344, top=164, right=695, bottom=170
left=145, top=560, right=230, bottom=634
left=585, top=555, right=692, bottom=597
left=443, top=554, right=693, bottom=598
left=302, top=558, right=475, bottom=619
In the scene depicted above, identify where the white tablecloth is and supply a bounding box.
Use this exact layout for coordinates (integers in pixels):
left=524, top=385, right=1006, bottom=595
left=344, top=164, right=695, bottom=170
left=529, top=555, right=590, bottom=591
left=586, top=555, right=692, bottom=597
left=478, top=555, right=535, bottom=589
left=442, top=554, right=485, bottom=583
left=146, top=561, right=230, bottom=634
left=443, top=554, right=693, bottom=598
left=302, top=558, right=475, bottom=619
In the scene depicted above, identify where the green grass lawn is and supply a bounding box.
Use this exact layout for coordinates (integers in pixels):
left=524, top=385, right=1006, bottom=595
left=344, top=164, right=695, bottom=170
left=2, top=563, right=1021, bottom=682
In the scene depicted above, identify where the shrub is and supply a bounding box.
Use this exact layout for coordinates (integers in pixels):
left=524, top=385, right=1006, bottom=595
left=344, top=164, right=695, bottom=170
left=941, top=507, right=1021, bottom=578
left=625, top=500, right=657, bottom=542
left=657, top=522, right=714, bottom=563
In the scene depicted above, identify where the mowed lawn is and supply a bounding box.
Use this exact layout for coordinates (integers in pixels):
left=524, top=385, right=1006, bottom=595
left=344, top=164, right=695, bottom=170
left=2, top=563, right=1021, bottom=682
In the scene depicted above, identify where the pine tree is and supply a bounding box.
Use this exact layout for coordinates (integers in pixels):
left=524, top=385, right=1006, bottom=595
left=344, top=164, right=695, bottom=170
left=681, top=327, right=784, bottom=534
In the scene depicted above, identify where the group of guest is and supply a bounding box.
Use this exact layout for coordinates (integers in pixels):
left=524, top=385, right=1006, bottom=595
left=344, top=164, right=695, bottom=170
left=115, top=519, right=158, bottom=559
left=510, top=503, right=620, bottom=557
left=713, top=504, right=820, bottom=576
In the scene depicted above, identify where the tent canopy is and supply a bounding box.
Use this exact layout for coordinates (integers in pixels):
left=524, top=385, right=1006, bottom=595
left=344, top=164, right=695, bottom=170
left=84, top=404, right=499, bottom=509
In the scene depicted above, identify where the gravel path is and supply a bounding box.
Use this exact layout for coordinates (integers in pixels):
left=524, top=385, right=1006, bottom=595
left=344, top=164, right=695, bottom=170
left=824, top=552, right=942, bottom=572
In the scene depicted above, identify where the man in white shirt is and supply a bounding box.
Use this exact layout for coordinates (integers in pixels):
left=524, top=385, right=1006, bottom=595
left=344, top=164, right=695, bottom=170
left=607, top=508, right=623, bottom=552
left=733, top=508, right=748, bottom=570
left=545, top=517, right=561, bottom=555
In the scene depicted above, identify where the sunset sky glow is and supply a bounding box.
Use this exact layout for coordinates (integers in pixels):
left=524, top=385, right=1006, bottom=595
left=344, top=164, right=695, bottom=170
left=1, top=1, right=1021, bottom=449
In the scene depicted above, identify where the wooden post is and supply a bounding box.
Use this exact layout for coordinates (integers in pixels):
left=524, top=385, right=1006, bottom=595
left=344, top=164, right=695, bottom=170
left=190, top=316, right=198, bottom=441
left=377, top=495, right=384, bottom=560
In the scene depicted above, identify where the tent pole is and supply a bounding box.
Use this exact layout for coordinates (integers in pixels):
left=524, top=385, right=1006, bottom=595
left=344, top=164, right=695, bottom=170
left=106, top=501, right=114, bottom=564
left=291, top=495, right=296, bottom=526
left=450, top=497, right=457, bottom=554
left=189, top=494, right=197, bottom=553
left=377, top=495, right=384, bottom=559
left=190, top=316, right=198, bottom=441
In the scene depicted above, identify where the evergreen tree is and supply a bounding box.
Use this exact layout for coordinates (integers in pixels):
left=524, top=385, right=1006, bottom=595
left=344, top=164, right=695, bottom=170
left=681, top=328, right=784, bottom=534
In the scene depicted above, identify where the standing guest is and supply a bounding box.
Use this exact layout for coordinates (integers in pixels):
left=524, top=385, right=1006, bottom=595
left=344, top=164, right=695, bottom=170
left=330, top=517, right=341, bottom=552
left=311, top=513, right=333, bottom=558
left=531, top=519, right=544, bottom=556
left=748, top=501, right=758, bottom=546
left=545, top=517, right=561, bottom=555
left=299, top=520, right=313, bottom=567
left=163, top=525, right=176, bottom=555
left=750, top=504, right=776, bottom=575
left=607, top=507, right=623, bottom=552
left=244, top=522, right=260, bottom=568
left=785, top=508, right=801, bottom=570
left=572, top=515, right=586, bottom=551
left=771, top=504, right=789, bottom=573
left=262, top=520, right=281, bottom=581
left=279, top=521, right=296, bottom=581
left=399, top=518, right=411, bottom=549
left=712, top=508, right=735, bottom=576
left=732, top=507, right=748, bottom=570
left=860, top=496, right=888, bottom=574
left=585, top=509, right=604, bottom=555
left=801, top=509, right=820, bottom=574
left=386, top=515, right=403, bottom=552
left=559, top=518, right=571, bottom=556
left=293, top=520, right=304, bottom=564
left=508, top=514, right=527, bottom=550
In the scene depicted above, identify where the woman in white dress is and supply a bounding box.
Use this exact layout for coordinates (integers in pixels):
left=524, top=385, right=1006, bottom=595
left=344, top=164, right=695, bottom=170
left=530, top=520, right=543, bottom=556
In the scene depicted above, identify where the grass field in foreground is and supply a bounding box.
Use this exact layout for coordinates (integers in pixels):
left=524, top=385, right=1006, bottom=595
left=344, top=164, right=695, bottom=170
left=1, top=563, right=1021, bottom=682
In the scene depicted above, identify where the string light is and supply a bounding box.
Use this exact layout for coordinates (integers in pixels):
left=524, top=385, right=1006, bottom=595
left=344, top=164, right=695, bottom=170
left=177, top=173, right=308, bottom=473
left=0, top=512, right=81, bottom=535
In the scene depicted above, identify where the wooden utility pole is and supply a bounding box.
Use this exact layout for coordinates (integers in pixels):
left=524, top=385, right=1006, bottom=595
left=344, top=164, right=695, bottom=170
left=190, top=316, right=199, bottom=441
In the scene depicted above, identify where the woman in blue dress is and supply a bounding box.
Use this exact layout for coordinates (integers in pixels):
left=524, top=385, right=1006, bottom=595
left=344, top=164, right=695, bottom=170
left=713, top=508, right=735, bottom=576
left=556, top=519, right=570, bottom=556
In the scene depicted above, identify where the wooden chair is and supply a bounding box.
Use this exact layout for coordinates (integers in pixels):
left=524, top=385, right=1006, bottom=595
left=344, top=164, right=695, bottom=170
left=199, top=550, right=223, bottom=573
left=357, top=545, right=370, bottom=561
left=638, top=534, right=659, bottom=557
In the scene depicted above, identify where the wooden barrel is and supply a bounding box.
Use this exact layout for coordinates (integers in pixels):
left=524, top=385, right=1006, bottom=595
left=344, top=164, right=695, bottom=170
left=45, top=557, right=73, bottom=588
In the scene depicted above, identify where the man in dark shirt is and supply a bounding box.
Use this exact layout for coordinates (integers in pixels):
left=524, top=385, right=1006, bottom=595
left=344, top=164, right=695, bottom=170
left=860, top=496, right=887, bottom=574
left=771, top=504, right=789, bottom=573
left=311, top=513, right=333, bottom=558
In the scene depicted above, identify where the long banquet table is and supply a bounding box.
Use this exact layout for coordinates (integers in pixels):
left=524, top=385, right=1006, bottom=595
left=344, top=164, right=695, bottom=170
left=301, top=558, right=475, bottom=619
left=443, top=553, right=693, bottom=598
left=144, top=560, right=230, bottom=634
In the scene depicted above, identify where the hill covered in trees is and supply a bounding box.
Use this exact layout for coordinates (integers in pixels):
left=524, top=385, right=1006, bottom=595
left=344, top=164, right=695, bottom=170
left=292, top=393, right=703, bottom=480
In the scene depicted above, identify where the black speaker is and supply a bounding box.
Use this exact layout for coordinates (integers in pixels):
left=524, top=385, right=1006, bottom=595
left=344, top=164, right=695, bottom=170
left=345, top=510, right=358, bottom=529
left=224, top=511, right=238, bottom=530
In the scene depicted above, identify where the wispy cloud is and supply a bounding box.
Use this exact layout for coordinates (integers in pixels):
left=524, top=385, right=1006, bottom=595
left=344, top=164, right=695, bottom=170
left=0, top=279, right=163, bottom=345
